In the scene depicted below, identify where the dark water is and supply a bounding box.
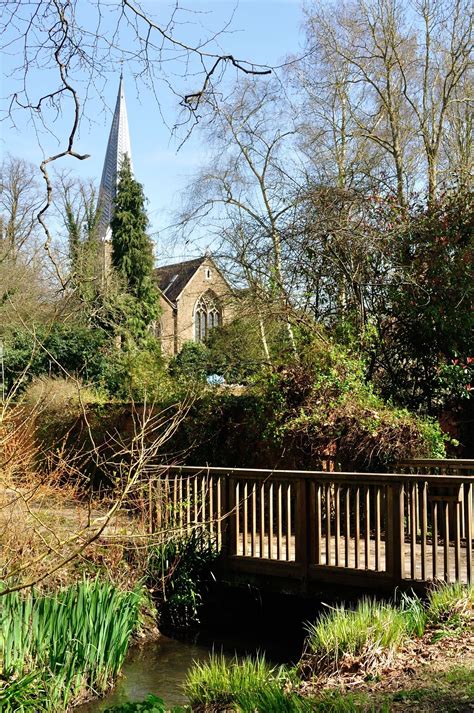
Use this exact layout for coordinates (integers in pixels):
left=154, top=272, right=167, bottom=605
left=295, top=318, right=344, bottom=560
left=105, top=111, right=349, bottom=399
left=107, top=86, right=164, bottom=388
left=77, top=588, right=319, bottom=711
left=77, top=629, right=301, bottom=711
left=77, top=635, right=218, bottom=710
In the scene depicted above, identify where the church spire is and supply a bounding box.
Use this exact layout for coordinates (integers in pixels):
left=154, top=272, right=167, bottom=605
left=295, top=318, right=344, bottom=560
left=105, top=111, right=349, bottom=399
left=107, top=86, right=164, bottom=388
left=97, top=75, right=133, bottom=242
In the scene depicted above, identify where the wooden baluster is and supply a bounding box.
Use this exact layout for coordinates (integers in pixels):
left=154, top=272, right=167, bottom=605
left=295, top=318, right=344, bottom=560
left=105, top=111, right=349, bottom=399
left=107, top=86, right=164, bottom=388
left=179, top=476, right=184, bottom=532
left=375, top=485, right=381, bottom=571
left=286, top=483, right=292, bottom=561
left=309, top=481, right=316, bottom=566
left=432, top=500, right=438, bottom=580
left=217, top=477, right=222, bottom=549
left=443, top=501, right=450, bottom=583
left=165, top=475, right=170, bottom=528
left=335, top=484, right=341, bottom=567
left=148, top=479, right=153, bottom=534
left=186, top=477, right=191, bottom=532
left=316, top=484, right=322, bottom=565
left=209, top=476, right=214, bottom=536
left=235, top=482, right=241, bottom=555
left=173, top=475, right=178, bottom=528
left=243, top=482, right=248, bottom=557
left=365, top=486, right=370, bottom=570
left=466, top=483, right=472, bottom=584
left=325, top=483, right=331, bottom=566
left=155, top=476, right=163, bottom=532
left=345, top=487, right=350, bottom=567
left=421, top=482, right=427, bottom=581
left=251, top=482, right=257, bottom=557
left=277, top=483, right=283, bottom=560
left=355, top=487, right=360, bottom=569
left=201, top=476, right=206, bottom=529
left=260, top=482, right=265, bottom=557
left=193, top=476, right=198, bottom=526
left=410, top=482, right=416, bottom=579
left=268, top=482, right=274, bottom=559
left=454, top=500, right=461, bottom=582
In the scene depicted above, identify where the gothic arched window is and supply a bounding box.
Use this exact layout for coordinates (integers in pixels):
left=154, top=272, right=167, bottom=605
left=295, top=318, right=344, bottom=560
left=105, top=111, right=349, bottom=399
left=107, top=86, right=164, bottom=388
left=194, top=292, right=221, bottom=341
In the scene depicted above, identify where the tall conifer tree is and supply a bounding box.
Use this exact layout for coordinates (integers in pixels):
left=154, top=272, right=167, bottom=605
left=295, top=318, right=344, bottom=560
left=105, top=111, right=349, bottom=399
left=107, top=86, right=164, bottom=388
left=111, top=156, right=158, bottom=338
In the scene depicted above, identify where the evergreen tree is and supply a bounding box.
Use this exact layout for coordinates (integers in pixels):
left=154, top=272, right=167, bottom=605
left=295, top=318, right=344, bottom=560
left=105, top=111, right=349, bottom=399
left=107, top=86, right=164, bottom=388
left=111, top=156, right=159, bottom=339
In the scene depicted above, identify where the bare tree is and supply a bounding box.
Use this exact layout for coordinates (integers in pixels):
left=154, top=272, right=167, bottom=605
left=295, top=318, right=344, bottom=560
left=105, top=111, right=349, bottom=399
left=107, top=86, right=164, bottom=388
left=301, top=0, right=473, bottom=204
left=1, top=0, right=272, bottom=281
left=177, top=80, right=303, bottom=355
left=0, top=155, right=42, bottom=262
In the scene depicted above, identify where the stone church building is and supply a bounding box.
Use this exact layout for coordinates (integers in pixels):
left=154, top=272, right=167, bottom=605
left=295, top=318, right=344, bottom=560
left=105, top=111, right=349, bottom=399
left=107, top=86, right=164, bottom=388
left=97, top=77, right=233, bottom=357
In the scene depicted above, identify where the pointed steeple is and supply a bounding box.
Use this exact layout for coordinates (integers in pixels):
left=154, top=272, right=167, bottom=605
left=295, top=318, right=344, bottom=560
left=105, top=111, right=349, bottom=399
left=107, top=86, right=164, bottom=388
left=97, top=75, right=133, bottom=242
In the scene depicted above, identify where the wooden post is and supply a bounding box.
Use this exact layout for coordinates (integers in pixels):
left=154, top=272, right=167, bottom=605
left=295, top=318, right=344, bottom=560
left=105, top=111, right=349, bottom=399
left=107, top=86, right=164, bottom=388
left=386, top=483, right=405, bottom=583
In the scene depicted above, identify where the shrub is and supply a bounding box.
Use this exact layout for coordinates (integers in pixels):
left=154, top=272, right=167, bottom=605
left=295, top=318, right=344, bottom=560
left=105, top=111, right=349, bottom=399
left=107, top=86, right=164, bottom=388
left=169, top=341, right=210, bottom=382
left=2, top=323, right=110, bottom=392
left=146, top=531, right=218, bottom=631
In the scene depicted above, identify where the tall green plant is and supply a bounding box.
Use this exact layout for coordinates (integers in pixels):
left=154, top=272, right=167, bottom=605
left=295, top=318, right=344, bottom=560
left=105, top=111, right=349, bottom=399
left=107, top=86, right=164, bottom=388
left=0, top=579, right=142, bottom=711
left=111, top=156, right=159, bottom=339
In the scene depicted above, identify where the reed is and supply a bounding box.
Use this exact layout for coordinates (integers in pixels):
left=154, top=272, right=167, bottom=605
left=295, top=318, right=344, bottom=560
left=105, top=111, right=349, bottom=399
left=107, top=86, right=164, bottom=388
left=0, top=579, right=142, bottom=711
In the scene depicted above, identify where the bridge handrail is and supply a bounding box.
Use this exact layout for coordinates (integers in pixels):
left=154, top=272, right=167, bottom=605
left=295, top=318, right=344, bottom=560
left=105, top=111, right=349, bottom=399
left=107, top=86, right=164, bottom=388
left=163, top=464, right=474, bottom=486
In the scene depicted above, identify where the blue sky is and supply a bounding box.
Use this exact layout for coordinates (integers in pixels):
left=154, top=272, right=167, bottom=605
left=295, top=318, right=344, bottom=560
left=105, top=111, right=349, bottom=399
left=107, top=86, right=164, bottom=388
left=1, top=1, right=305, bottom=263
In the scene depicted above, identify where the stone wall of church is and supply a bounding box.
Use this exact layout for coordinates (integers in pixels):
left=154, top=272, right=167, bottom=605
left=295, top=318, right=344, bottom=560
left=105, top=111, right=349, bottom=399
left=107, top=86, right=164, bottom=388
left=158, top=296, right=176, bottom=358
left=175, top=259, right=233, bottom=352
left=158, top=258, right=233, bottom=358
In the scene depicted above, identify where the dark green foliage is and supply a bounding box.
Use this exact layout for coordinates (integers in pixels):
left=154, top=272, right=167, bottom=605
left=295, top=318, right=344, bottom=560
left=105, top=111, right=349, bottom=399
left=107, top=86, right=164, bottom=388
left=205, top=318, right=272, bottom=383
left=377, top=192, right=473, bottom=412
left=163, top=338, right=446, bottom=471
left=111, top=156, right=159, bottom=338
left=169, top=341, right=210, bottom=382
left=146, top=531, right=218, bottom=631
left=1, top=323, right=109, bottom=392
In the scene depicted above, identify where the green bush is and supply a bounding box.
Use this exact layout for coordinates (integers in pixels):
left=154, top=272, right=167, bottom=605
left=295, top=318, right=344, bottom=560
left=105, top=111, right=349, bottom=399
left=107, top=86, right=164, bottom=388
left=147, top=531, right=218, bottom=631
left=168, top=341, right=210, bottom=382
left=2, top=323, right=110, bottom=392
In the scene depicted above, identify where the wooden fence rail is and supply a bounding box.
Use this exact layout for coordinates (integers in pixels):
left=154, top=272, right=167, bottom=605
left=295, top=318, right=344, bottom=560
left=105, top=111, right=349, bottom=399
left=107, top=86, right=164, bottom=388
left=140, top=464, right=474, bottom=589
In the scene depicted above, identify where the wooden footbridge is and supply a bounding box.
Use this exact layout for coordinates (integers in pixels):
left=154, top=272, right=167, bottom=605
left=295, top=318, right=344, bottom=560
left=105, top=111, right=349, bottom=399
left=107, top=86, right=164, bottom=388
left=143, top=459, right=474, bottom=593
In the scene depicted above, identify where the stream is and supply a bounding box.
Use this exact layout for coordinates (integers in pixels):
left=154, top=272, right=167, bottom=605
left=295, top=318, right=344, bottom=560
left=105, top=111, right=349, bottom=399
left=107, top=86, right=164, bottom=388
left=78, top=620, right=305, bottom=710
left=78, top=588, right=323, bottom=711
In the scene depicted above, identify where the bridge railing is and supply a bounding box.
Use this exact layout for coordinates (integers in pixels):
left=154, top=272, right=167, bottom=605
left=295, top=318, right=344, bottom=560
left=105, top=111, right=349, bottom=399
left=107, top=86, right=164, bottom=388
left=141, top=465, right=474, bottom=587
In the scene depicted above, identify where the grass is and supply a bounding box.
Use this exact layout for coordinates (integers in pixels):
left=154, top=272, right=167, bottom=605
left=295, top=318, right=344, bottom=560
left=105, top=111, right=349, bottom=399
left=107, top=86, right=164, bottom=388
left=184, top=653, right=309, bottom=711
left=303, top=598, right=412, bottom=673
left=301, top=584, right=473, bottom=677
left=426, top=581, right=473, bottom=632
left=0, top=579, right=142, bottom=711
left=184, top=584, right=473, bottom=711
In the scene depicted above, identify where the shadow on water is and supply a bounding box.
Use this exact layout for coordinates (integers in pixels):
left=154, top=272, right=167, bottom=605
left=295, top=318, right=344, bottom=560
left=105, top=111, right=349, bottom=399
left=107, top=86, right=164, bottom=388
left=77, top=585, right=330, bottom=711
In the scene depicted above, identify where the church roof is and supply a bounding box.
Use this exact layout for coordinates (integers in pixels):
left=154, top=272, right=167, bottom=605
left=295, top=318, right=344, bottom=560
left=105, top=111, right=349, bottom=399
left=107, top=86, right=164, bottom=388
left=97, top=75, right=133, bottom=241
left=154, top=256, right=206, bottom=303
